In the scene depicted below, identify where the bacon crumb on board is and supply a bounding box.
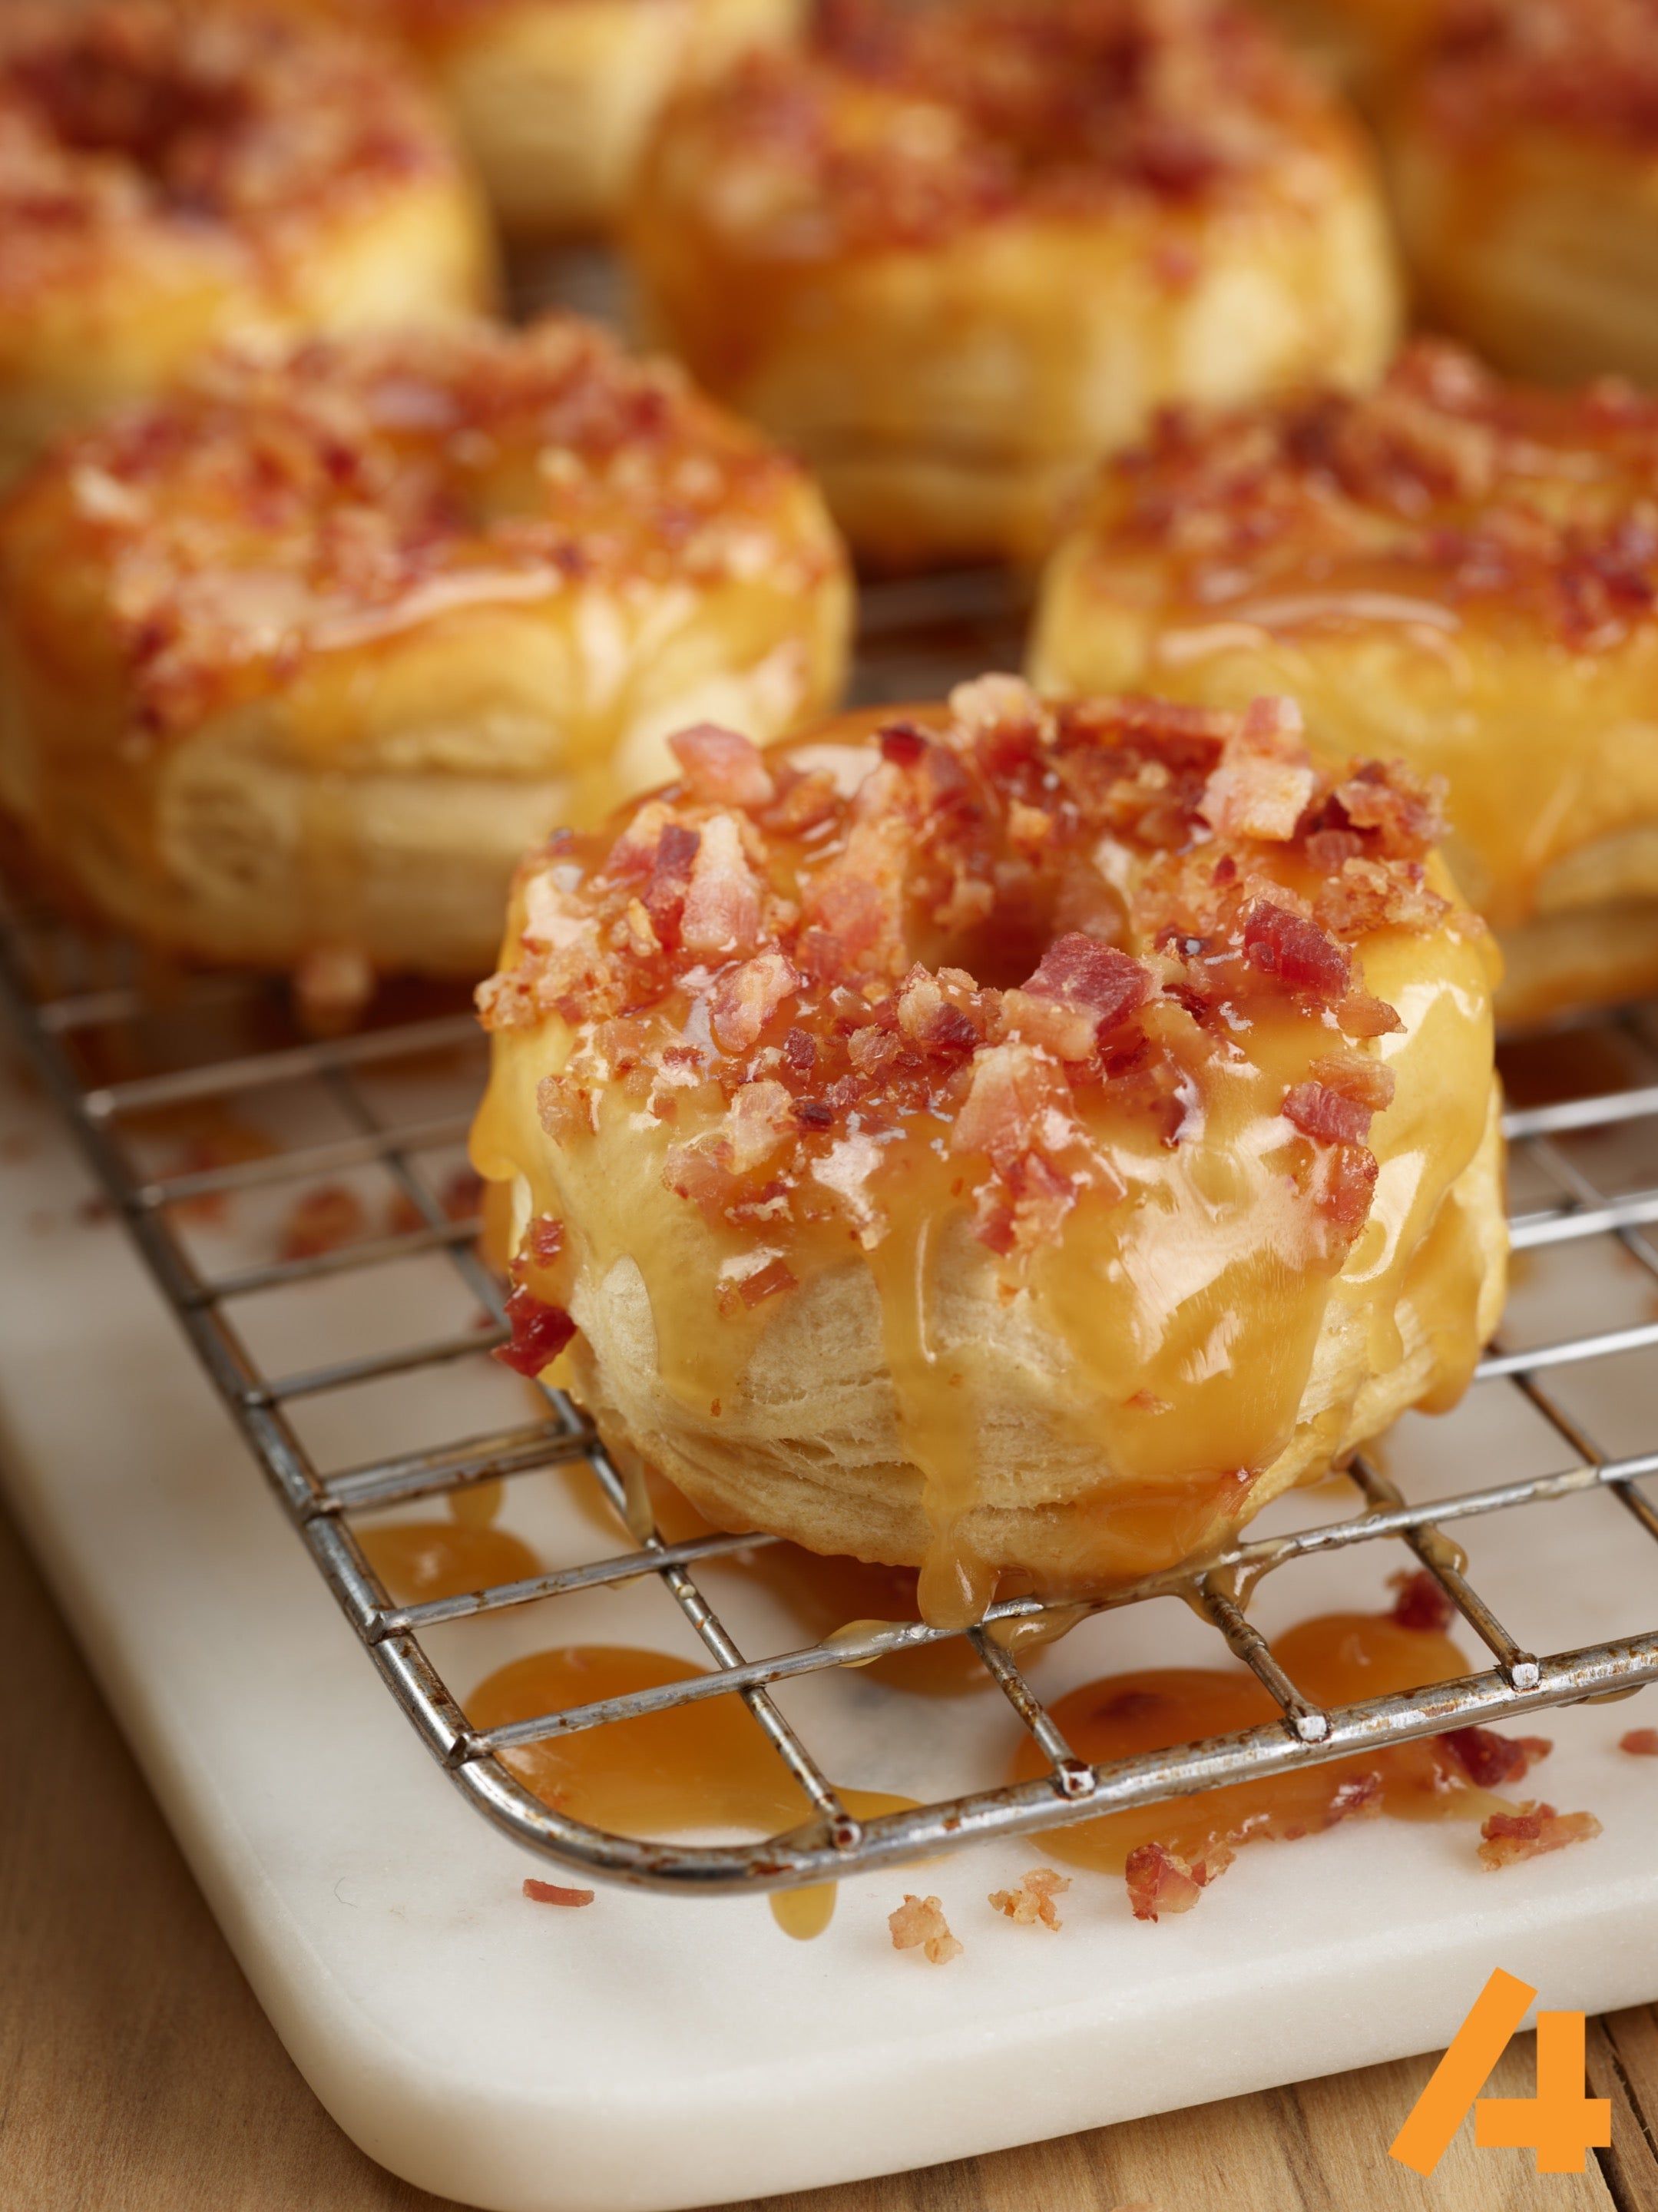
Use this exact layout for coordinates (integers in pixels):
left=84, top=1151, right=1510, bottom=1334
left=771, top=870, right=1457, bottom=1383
left=988, top=1868, right=1071, bottom=1929
left=279, top=1182, right=369, bottom=1261
left=1477, top=1803, right=1603, bottom=1870
left=1124, top=1839, right=1235, bottom=1920
left=1620, top=1727, right=1658, bottom=1756
left=888, top=1893, right=962, bottom=1963
left=1387, top=1568, right=1455, bottom=1634
left=522, top=1878, right=595, bottom=1907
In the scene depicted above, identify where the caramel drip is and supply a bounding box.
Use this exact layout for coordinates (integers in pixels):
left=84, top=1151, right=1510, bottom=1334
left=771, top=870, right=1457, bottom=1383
left=465, top=1644, right=915, bottom=1937
left=357, top=1518, right=539, bottom=1605
left=1009, top=1607, right=1527, bottom=1874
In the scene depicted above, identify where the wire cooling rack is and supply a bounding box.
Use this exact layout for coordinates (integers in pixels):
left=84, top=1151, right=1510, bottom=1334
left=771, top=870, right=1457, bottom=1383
left=5, top=568, right=1658, bottom=1896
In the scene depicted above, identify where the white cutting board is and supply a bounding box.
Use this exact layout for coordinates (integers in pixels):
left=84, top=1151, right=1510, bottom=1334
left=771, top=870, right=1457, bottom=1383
left=5, top=1029, right=1658, bottom=2212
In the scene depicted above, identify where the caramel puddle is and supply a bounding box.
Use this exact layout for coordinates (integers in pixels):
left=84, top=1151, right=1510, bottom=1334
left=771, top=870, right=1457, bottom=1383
left=358, top=1518, right=541, bottom=1604
left=468, top=1643, right=914, bottom=1938
left=1010, top=1601, right=1541, bottom=1882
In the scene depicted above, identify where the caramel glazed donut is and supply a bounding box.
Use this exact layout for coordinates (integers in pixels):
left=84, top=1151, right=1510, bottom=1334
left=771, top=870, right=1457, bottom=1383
left=1382, top=0, right=1658, bottom=386
left=372, top=0, right=803, bottom=237
left=0, top=318, right=851, bottom=986
left=471, top=680, right=1505, bottom=1629
left=0, top=1, right=497, bottom=489
left=1031, top=339, right=1658, bottom=1027
left=626, top=0, right=1402, bottom=569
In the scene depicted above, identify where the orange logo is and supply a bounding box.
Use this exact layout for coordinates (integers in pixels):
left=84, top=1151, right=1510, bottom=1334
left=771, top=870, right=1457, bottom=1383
left=1390, top=1969, right=1611, bottom=2177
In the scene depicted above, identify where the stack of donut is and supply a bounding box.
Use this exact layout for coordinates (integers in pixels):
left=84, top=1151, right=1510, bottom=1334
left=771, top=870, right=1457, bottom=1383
left=35, top=0, right=1658, bottom=1618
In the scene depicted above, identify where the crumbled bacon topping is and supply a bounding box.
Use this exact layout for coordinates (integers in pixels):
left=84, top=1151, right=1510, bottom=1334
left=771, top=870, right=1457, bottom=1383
left=988, top=1867, right=1071, bottom=1928
left=1420, top=0, right=1658, bottom=151
left=1620, top=1727, right=1658, bottom=1755
left=493, top=1286, right=577, bottom=1376
left=1477, top=1803, right=1603, bottom=1870
left=0, top=316, right=837, bottom=736
left=647, top=0, right=1345, bottom=258
left=481, top=683, right=1461, bottom=1287
left=1099, top=338, right=1658, bottom=655
left=888, top=1892, right=962, bottom=1963
left=279, top=1182, right=368, bottom=1262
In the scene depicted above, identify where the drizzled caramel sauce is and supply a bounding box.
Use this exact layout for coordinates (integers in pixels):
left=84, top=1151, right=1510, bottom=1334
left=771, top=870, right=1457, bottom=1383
left=465, top=1643, right=914, bottom=1938
left=1009, top=1599, right=1544, bottom=1882
left=358, top=1518, right=539, bottom=1606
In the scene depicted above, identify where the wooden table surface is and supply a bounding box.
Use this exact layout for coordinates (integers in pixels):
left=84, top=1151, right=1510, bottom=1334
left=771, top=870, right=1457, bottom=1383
left=4, top=1498, right=1656, bottom=2212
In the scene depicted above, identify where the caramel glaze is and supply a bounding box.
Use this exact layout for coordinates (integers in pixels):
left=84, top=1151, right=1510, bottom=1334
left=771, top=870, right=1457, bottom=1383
left=466, top=1642, right=914, bottom=1938
left=1011, top=1584, right=1555, bottom=1902
left=472, top=680, right=1501, bottom=1629
left=1034, top=339, right=1658, bottom=933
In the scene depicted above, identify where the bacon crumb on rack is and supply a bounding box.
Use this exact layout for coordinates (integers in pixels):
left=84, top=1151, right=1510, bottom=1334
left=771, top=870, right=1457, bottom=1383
left=1388, top=1568, right=1456, bottom=1634
left=1477, top=1803, right=1603, bottom=1871
left=481, top=682, right=1456, bottom=1296
left=386, top=1168, right=484, bottom=1238
left=522, top=1877, right=595, bottom=1907
left=1620, top=1727, right=1658, bottom=1756
left=988, top=1867, right=1071, bottom=1929
left=1124, top=1838, right=1235, bottom=1920
left=888, top=1892, right=963, bottom=1963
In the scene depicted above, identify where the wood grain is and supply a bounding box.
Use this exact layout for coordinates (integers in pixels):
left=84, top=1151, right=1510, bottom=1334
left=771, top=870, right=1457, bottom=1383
left=0, top=1498, right=1640, bottom=2212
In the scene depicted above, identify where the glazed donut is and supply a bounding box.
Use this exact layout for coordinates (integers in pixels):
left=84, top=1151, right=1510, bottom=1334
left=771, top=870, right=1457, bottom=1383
left=470, top=680, right=1504, bottom=1629
left=374, top=0, right=802, bottom=238
left=0, top=317, right=850, bottom=985
left=624, top=0, right=1402, bottom=570
left=1031, top=339, right=1658, bottom=1025
left=1383, top=0, right=1658, bottom=385
left=0, top=2, right=497, bottom=489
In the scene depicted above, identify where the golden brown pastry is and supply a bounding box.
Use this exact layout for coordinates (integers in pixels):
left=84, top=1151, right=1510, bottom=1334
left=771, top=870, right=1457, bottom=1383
left=1384, top=0, right=1658, bottom=384
left=1031, top=340, right=1658, bottom=1025
left=0, top=1, right=497, bottom=488
left=0, top=317, right=851, bottom=986
left=471, top=680, right=1504, bottom=1628
left=624, top=0, right=1402, bottom=570
left=1257, top=0, right=1441, bottom=98
left=376, top=0, right=801, bottom=237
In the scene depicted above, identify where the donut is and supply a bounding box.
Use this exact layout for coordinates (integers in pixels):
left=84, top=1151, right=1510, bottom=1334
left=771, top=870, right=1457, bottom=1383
left=0, top=2, right=498, bottom=490
left=372, top=0, right=802, bottom=238
left=0, top=316, right=851, bottom=988
left=469, top=679, right=1504, bottom=1629
left=1382, top=0, right=1658, bottom=385
left=624, top=0, right=1402, bottom=570
left=1031, top=339, right=1658, bottom=1025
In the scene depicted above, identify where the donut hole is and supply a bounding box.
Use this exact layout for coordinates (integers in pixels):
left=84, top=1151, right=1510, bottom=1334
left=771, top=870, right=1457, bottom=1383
left=9, top=33, right=253, bottom=212
left=905, top=820, right=1136, bottom=991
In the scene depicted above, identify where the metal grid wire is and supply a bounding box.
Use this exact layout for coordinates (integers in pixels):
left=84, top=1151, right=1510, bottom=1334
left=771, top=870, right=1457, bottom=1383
left=5, top=568, right=1658, bottom=1897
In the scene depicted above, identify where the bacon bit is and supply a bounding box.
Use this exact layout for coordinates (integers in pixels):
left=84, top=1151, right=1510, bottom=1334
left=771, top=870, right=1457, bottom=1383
left=522, top=1878, right=595, bottom=1907
left=1124, top=1839, right=1233, bottom=1920
left=1620, top=1727, right=1658, bottom=1756
left=293, top=942, right=374, bottom=1036
left=879, top=720, right=930, bottom=766
left=1443, top=1727, right=1552, bottom=1790
left=1008, top=800, right=1052, bottom=855
left=709, top=949, right=799, bottom=1055
left=1241, top=900, right=1352, bottom=999
left=725, top=1078, right=796, bottom=1174
left=1282, top=1081, right=1374, bottom=1147
left=1336, top=991, right=1405, bottom=1039
left=670, top=723, right=776, bottom=808
left=988, top=1868, right=1071, bottom=1929
left=387, top=1168, right=483, bottom=1237
left=1334, top=765, right=1445, bottom=856
left=1021, top=933, right=1150, bottom=1030
left=951, top=1041, right=1082, bottom=1253
left=762, top=767, right=839, bottom=836
left=1389, top=1568, right=1456, bottom=1633
left=493, top=1286, right=577, bottom=1376
left=680, top=814, right=763, bottom=958
left=1478, top=1803, right=1602, bottom=1871
left=642, top=821, right=701, bottom=945
left=888, top=1893, right=962, bottom=1964
left=1199, top=696, right=1315, bottom=843
left=525, top=1213, right=564, bottom=1265
left=738, top=1255, right=797, bottom=1306
left=279, top=1183, right=368, bottom=1261
left=1319, top=1141, right=1379, bottom=1239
